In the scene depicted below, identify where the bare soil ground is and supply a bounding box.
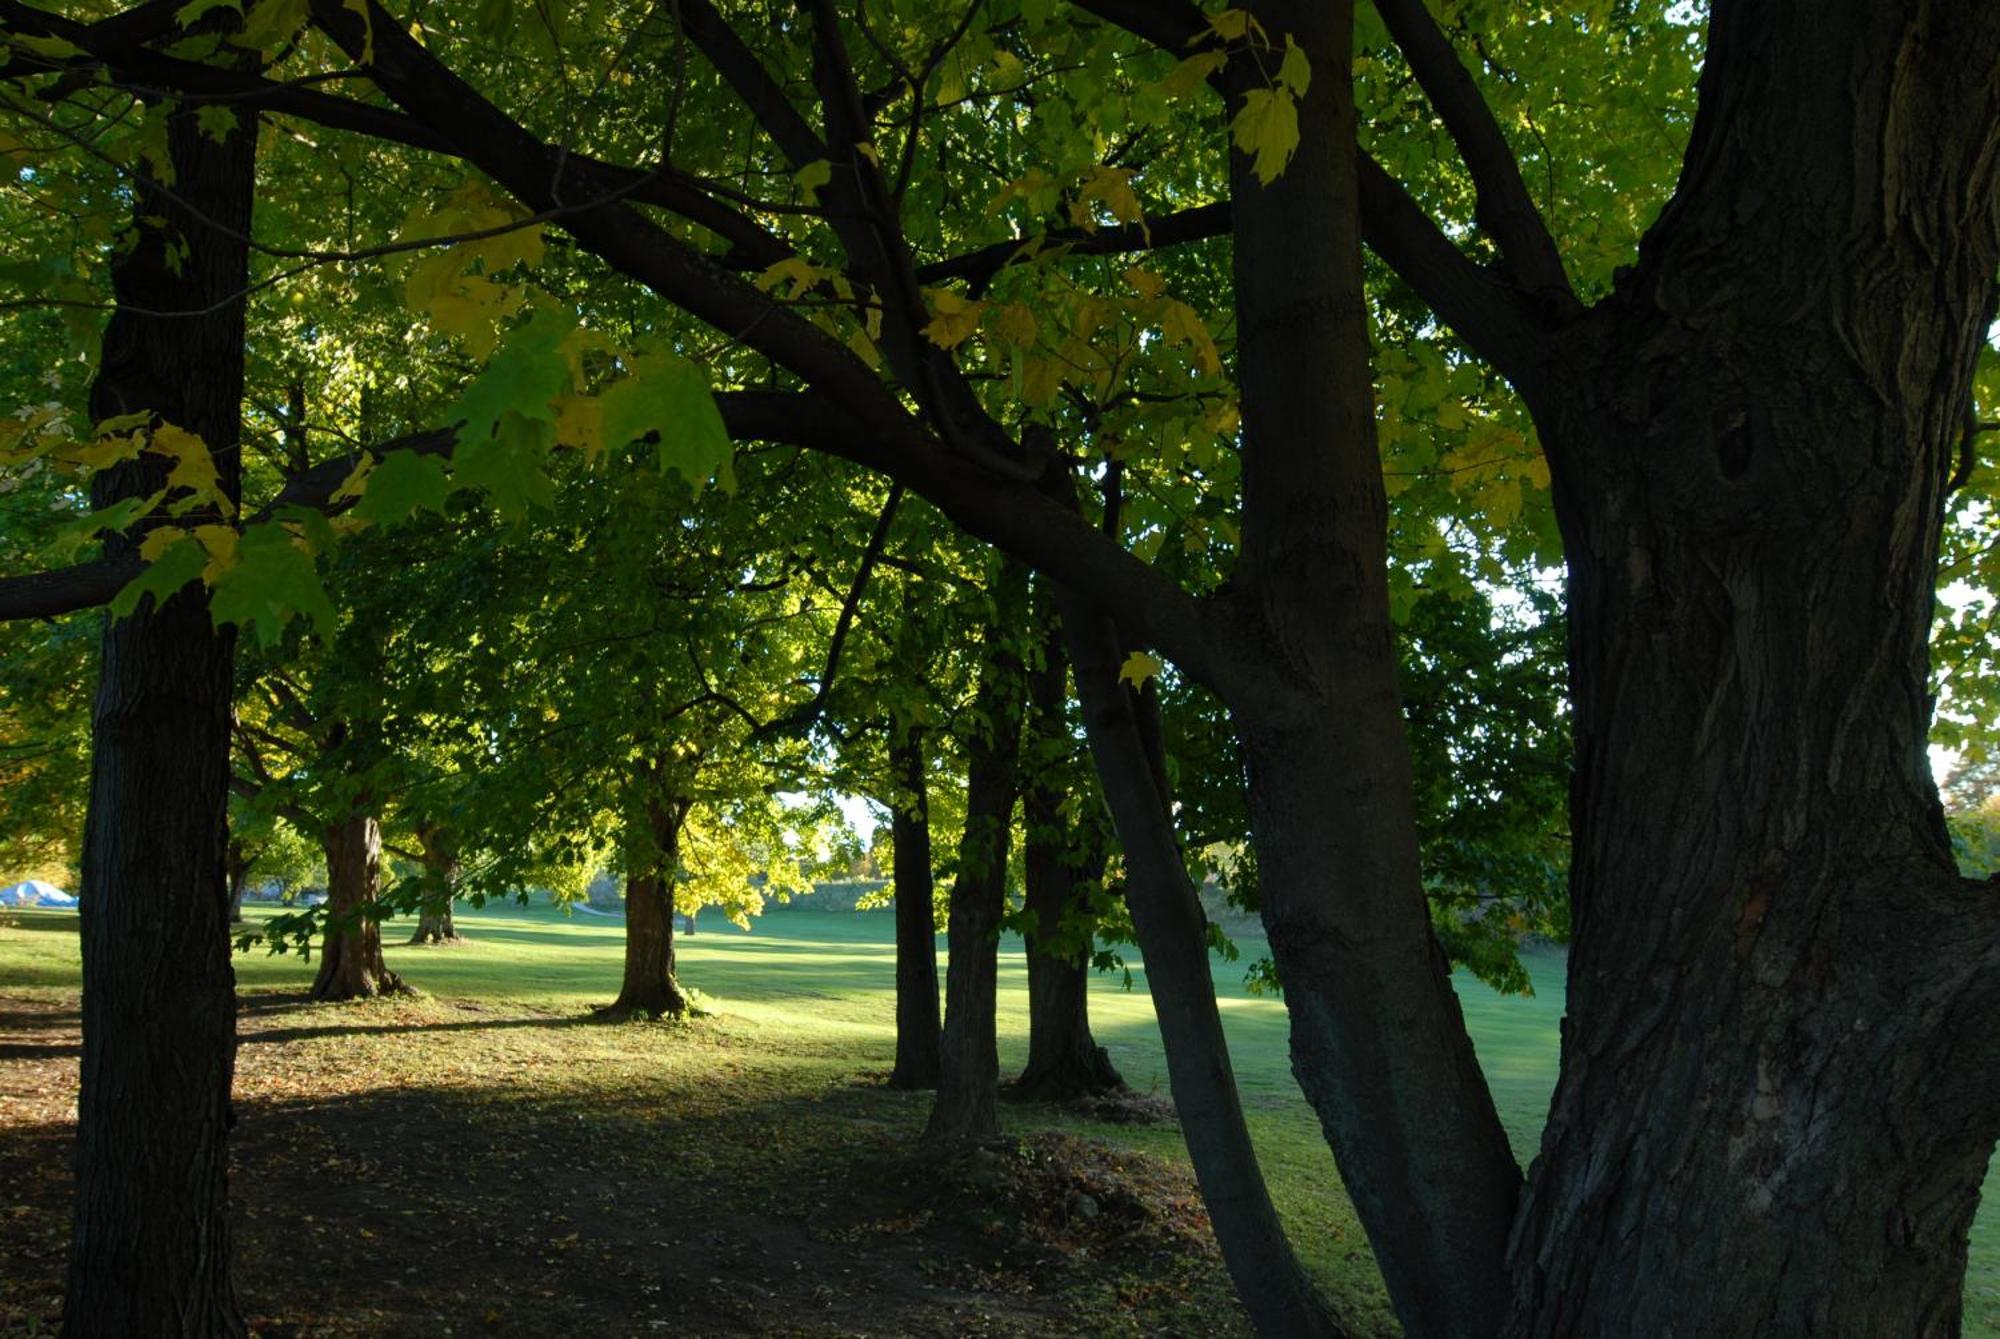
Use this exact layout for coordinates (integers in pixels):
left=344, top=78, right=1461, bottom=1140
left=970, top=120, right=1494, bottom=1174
left=0, top=991, right=1246, bottom=1338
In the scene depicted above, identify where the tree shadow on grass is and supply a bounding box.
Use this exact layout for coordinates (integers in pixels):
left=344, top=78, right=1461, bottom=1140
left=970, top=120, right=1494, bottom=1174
left=0, top=1004, right=1256, bottom=1338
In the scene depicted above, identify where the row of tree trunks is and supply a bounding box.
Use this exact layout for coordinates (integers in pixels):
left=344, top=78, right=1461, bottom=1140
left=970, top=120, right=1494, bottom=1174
left=886, top=725, right=943, bottom=1088
left=923, top=561, right=1031, bottom=1141
left=310, top=813, right=405, bottom=1001
left=63, top=90, right=257, bottom=1337
left=1010, top=620, right=1123, bottom=1102
left=600, top=793, right=693, bottom=1019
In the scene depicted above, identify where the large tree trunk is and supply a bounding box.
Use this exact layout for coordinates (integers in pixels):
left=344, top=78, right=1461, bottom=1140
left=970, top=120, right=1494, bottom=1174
left=600, top=797, right=691, bottom=1019
left=62, top=90, right=255, bottom=1338
left=1010, top=627, right=1123, bottom=1102
left=1058, top=597, right=1341, bottom=1337
left=886, top=726, right=942, bottom=1089
left=1211, top=3, right=1522, bottom=1331
left=924, top=561, right=1030, bottom=1142
left=311, top=814, right=405, bottom=1001
left=1500, top=7, right=2000, bottom=1332
left=407, top=830, right=462, bottom=945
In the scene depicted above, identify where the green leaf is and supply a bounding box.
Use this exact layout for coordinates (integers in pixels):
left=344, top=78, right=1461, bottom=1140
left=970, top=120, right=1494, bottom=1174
left=451, top=413, right=554, bottom=518
left=177, top=0, right=242, bottom=26
left=449, top=308, right=573, bottom=443
left=598, top=353, right=732, bottom=486
left=194, top=105, right=239, bottom=144
left=108, top=533, right=206, bottom=618
left=350, top=449, right=452, bottom=525
left=207, top=523, right=335, bottom=646
left=1277, top=37, right=1312, bottom=96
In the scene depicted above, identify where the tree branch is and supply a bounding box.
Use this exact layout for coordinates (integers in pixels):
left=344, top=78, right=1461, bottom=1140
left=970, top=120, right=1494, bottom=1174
left=915, top=201, right=1230, bottom=288
left=757, top=481, right=903, bottom=740
left=1370, top=0, right=1574, bottom=306
left=714, top=390, right=1230, bottom=689
left=0, top=427, right=454, bottom=623
left=0, top=2, right=796, bottom=272
left=1066, top=0, right=1559, bottom=386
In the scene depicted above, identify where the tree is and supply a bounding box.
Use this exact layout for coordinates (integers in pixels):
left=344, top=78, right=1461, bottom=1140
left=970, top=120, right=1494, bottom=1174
left=1009, top=608, right=1124, bottom=1101
left=5, top=2, right=2000, bottom=1333
left=59, top=59, right=256, bottom=1337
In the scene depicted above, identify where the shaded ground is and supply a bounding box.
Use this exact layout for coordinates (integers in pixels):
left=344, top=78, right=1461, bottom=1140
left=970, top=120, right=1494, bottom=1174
left=0, top=991, right=1247, bottom=1338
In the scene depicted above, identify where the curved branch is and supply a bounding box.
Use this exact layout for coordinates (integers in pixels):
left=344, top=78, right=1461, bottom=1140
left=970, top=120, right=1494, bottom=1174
left=1371, top=0, right=1575, bottom=306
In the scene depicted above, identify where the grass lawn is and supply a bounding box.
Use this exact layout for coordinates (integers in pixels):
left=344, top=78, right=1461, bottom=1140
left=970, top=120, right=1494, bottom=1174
left=1, top=899, right=1994, bottom=1336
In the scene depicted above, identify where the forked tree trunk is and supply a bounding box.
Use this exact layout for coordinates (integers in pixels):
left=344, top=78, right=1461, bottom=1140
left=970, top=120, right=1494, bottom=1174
left=601, top=797, right=691, bottom=1019
left=311, top=814, right=405, bottom=1001
left=1213, top=5, right=1522, bottom=1331
left=63, top=90, right=255, bottom=1339
left=887, top=726, right=942, bottom=1089
left=408, top=832, right=462, bottom=945
left=924, top=562, right=1030, bottom=1142
left=1497, top=7, right=2000, bottom=1331
left=1011, top=632, right=1123, bottom=1102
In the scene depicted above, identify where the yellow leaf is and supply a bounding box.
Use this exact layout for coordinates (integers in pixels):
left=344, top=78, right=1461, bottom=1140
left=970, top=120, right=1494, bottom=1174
left=1125, top=267, right=1166, bottom=301
left=922, top=289, right=985, bottom=349
left=138, top=528, right=187, bottom=562
left=855, top=141, right=881, bottom=167
left=756, top=256, right=834, bottom=298
left=795, top=159, right=832, bottom=203
left=1069, top=166, right=1145, bottom=235
left=1206, top=10, right=1250, bottom=42
left=989, top=301, right=1039, bottom=348
left=193, top=523, right=239, bottom=583
left=65, top=432, right=146, bottom=472
left=151, top=423, right=233, bottom=516
left=1160, top=50, right=1226, bottom=99
left=330, top=452, right=375, bottom=502
left=1232, top=87, right=1300, bottom=187
left=1117, top=650, right=1164, bottom=689
left=1156, top=299, right=1222, bottom=376
left=846, top=326, right=881, bottom=369
left=1519, top=451, right=1552, bottom=490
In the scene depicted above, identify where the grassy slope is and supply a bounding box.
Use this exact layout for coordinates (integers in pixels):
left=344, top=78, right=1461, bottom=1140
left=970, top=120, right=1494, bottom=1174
left=1, top=900, right=1993, bottom=1334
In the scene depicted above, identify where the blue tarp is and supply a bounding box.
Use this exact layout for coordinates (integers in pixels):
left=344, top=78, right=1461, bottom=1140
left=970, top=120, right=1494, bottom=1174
left=0, top=879, right=77, bottom=908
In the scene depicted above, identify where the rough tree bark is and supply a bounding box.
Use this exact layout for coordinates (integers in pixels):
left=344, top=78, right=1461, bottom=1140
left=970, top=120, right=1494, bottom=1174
left=62, top=89, right=254, bottom=1339
left=924, top=561, right=1030, bottom=1142
left=1010, top=626, right=1123, bottom=1102
left=311, top=813, right=405, bottom=1001
left=600, top=795, right=692, bottom=1019
left=1496, top=6, right=2000, bottom=1332
left=407, top=828, right=462, bottom=945
left=886, top=725, right=942, bottom=1089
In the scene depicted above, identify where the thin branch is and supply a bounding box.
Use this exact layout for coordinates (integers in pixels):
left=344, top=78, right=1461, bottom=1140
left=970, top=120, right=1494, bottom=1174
left=915, top=200, right=1229, bottom=287
left=757, top=481, right=903, bottom=740
left=1370, top=0, right=1574, bottom=306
